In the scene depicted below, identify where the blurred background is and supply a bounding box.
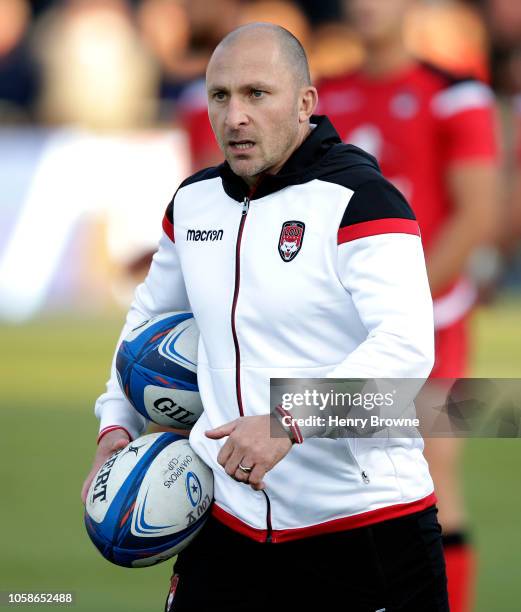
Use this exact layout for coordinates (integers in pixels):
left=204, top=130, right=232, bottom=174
left=0, top=0, right=520, bottom=610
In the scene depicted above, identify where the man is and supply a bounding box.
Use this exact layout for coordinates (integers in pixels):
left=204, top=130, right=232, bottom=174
left=82, top=23, right=448, bottom=611
left=318, top=2, right=499, bottom=610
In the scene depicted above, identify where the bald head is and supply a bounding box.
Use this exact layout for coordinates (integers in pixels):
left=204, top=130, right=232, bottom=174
left=211, top=22, right=311, bottom=88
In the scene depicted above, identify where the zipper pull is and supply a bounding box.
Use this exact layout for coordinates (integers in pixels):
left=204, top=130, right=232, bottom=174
left=242, top=197, right=250, bottom=215
left=361, top=470, right=370, bottom=484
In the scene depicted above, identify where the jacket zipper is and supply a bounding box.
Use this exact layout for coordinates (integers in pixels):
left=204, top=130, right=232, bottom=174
left=230, top=185, right=273, bottom=541
left=230, top=194, right=251, bottom=417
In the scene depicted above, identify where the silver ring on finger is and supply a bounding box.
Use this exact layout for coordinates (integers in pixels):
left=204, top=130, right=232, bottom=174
left=238, top=462, right=253, bottom=474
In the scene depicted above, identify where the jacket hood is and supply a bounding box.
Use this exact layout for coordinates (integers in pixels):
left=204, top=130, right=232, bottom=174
left=219, top=115, right=380, bottom=202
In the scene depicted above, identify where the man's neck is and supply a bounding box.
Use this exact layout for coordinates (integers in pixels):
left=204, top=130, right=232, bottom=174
left=362, top=37, right=413, bottom=78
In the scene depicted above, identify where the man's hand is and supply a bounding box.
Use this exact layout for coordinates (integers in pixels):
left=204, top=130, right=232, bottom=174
left=81, top=429, right=130, bottom=504
left=205, top=415, right=293, bottom=491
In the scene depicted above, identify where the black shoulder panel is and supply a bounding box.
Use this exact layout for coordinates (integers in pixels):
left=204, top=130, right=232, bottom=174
left=164, top=196, right=174, bottom=224
left=164, top=165, right=222, bottom=223
left=318, top=143, right=382, bottom=190
left=339, top=179, right=416, bottom=228
left=316, top=143, right=415, bottom=228
left=178, top=165, right=222, bottom=189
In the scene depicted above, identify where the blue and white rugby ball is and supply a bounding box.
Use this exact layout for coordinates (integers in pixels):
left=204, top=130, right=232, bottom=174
left=84, top=432, right=214, bottom=567
left=116, top=312, right=203, bottom=428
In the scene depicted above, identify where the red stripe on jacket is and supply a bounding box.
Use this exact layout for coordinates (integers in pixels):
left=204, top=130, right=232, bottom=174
left=162, top=213, right=174, bottom=242
left=212, top=491, right=437, bottom=543
left=338, top=218, right=420, bottom=244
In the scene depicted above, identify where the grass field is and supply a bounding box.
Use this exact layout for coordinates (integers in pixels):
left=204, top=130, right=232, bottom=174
left=0, top=299, right=520, bottom=611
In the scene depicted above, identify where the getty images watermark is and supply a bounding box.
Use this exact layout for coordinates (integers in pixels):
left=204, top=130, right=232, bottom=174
left=270, top=378, right=521, bottom=439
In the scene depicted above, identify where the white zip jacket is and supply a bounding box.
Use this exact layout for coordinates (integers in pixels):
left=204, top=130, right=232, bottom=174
left=96, top=116, right=436, bottom=543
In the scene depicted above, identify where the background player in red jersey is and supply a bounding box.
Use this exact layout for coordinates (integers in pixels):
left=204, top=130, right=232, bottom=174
left=505, top=95, right=521, bottom=257
left=318, top=1, right=500, bottom=611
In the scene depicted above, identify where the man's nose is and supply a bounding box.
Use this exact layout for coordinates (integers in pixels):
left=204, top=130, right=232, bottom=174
left=224, top=96, right=249, bottom=129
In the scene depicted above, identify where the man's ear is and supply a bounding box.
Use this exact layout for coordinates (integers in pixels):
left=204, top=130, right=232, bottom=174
left=298, top=86, right=318, bottom=123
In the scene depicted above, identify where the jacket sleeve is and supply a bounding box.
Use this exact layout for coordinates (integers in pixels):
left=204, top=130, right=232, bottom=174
left=327, top=179, right=435, bottom=380
left=95, top=197, right=191, bottom=440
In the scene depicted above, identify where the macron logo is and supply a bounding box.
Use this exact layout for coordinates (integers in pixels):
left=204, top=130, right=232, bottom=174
left=186, top=229, right=224, bottom=242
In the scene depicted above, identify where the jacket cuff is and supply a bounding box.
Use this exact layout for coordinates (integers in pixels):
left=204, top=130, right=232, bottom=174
left=272, top=405, right=305, bottom=443
left=97, top=400, right=147, bottom=442
left=97, top=425, right=132, bottom=445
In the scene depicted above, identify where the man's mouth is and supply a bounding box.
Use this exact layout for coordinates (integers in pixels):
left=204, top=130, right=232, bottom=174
left=228, top=140, right=256, bottom=152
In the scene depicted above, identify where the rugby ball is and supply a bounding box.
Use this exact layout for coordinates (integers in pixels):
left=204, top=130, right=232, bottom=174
left=84, top=432, right=213, bottom=567
left=116, top=312, right=203, bottom=428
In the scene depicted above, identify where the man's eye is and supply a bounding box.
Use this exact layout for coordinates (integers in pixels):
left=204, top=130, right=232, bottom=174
left=251, top=90, right=264, bottom=99
left=213, top=92, right=226, bottom=101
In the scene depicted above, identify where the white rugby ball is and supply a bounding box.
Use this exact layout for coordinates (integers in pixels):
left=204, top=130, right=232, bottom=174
left=84, top=432, right=213, bottom=567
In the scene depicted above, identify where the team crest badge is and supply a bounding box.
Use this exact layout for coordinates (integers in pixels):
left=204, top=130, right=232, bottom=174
left=278, top=221, right=305, bottom=262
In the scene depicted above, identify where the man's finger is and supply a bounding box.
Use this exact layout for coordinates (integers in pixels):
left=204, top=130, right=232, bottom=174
left=81, top=461, right=106, bottom=504
left=205, top=420, right=237, bottom=439
left=233, top=455, right=255, bottom=483
left=81, top=472, right=96, bottom=504
left=224, top=447, right=245, bottom=478
left=216, top=438, right=234, bottom=468
left=234, top=467, right=252, bottom=483
left=248, top=464, right=267, bottom=490
left=81, top=437, right=129, bottom=504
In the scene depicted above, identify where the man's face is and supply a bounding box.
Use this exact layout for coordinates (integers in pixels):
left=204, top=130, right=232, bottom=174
left=345, top=0, right=412, bottom=43
left=206, top=35, right=302, bottom=182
